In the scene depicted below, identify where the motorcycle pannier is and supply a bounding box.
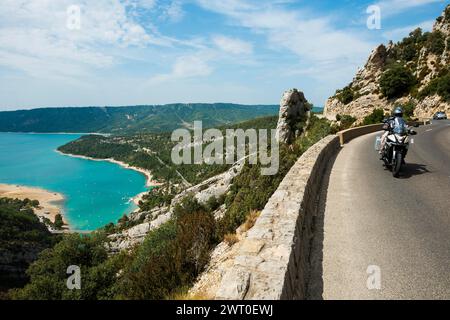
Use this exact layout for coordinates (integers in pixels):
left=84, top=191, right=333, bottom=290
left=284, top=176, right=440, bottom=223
left=374, top=136, right=382, bottom=151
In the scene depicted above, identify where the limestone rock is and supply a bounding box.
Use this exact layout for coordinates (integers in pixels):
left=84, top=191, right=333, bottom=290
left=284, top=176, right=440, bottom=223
left=215, top=268, right=251, bottom=300
left=434, top=6, right=450, bottom=37
left=188, top=241, right=241, bottom=299
left=275, top=89, right=310, bottom=144
left=415, top=95, right=450, bottom=119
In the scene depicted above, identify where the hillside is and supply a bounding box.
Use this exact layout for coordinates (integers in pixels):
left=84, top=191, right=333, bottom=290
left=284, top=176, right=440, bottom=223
left=324, top=5, right=450, bottom=121
left=0, top=103, right=278, bottom=134
left=0, top=198, right=55, bottom=294
left=13, top=88, right=337, bottom=300
left=58, top=115, right=279, bottom=186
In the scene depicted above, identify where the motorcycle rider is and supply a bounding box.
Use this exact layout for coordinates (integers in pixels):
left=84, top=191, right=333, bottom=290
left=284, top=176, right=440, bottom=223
left=379, top=106, right=404, bottom=156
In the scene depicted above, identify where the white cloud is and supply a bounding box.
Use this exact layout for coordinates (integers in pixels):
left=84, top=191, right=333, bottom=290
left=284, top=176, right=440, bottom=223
left=133, top=0, right=157, bottom=9
left=195, top=0, right=374, bottom=82
left=160, top=1, right=185, bottom=23
left=375, top=0, right=444, bottom=17
left=382, top=20, right=435, bottom=41
left=212, top=35, right=253, bottom=55
left=147, top=54, right=213, bottom=84
left=0, top=0, right=169, bottom=80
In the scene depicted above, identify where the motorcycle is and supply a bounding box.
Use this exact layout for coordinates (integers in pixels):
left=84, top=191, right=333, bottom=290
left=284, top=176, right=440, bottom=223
left=377, top=118, right=417, bottom=178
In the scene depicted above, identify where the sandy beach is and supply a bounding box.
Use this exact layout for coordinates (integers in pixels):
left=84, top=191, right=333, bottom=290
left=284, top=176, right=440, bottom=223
left=0, top=184, right=67, bottom=227
left=132, top=191, right=148, bottom=206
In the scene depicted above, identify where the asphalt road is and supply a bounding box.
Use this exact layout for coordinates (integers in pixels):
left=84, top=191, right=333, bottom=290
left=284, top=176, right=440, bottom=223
left=308, top=120, right=450, bottom=300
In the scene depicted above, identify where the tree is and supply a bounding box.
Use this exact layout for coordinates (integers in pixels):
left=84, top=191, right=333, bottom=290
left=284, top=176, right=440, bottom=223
left=11, top=233, right=123, bottom=300
left=118, top=214, right=129, bottom=224
left=54, top=214, right=64, bottom=230
left=0, top=197, right=54, bottom=292
left=30, top=200, right=40, bottom=207
left=380, top=64, right=416, bottom=99
left=426, top=31, right=445, bottom=55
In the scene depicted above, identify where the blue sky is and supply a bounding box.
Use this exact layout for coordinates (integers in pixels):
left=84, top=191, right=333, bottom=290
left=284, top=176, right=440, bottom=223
left=0, top=0, right=447, bottom=110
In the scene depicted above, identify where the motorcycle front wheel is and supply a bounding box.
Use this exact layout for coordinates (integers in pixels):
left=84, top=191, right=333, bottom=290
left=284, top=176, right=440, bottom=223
left=392, top=152, right=402, bottom=178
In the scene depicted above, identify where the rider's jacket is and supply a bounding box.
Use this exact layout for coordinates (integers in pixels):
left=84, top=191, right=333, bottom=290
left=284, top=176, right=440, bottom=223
left=383, top=116, right=405, bottom=132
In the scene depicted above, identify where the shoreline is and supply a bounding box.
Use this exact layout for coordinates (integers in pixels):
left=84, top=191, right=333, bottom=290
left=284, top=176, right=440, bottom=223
left=56, top=150, right=163, bottom=210
left=1, top=131, right=109, bottom=136
left=0, top=184, right=69, bottom=231
left=55, top=150, right=163, bottom=188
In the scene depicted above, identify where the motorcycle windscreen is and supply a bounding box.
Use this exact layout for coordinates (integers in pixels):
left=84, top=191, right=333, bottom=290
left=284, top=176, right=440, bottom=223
left=393, top=117, right=407, bottom=136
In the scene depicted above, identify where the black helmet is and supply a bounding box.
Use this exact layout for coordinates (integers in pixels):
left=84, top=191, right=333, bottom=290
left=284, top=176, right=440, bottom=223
left=393, top=107, right=403, bottom=117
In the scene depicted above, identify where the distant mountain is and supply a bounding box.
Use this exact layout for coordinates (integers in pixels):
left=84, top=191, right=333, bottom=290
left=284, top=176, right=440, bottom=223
left=0, top=103, right=279, bottom=134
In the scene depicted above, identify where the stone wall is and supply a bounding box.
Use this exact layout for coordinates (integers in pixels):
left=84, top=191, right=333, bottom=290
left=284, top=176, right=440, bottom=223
left=338, top=124, right=383, bottom=146
left=215, top=135, right=340, bottom=300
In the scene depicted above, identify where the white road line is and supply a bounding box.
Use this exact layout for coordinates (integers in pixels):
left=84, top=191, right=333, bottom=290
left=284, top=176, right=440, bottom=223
left=426, top=129, right=433, bottom=132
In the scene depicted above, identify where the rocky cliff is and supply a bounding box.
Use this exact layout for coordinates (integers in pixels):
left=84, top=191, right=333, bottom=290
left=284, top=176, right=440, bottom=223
left=324, top=5, right=450, bottom=121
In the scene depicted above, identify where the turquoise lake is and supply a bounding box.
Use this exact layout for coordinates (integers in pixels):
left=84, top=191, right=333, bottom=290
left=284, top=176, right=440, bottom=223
left=0, top=133, right=148, bottom=231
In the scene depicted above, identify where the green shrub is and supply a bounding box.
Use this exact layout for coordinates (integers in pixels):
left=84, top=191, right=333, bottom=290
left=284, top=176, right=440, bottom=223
left=380, top=64, right=416, bottom=99
left=118, top=214, right=129, bottom=224
left=118, top=199, right=217, bottom=300
left=206, top=196, right=222, bottom=212
left=53, top=214, right=64, bottom=230
left=399, top=102, right=416, bottom=121
left=418, top=70, right=450, bottom=102
left=0, top=198, right=55, bottom=292
left=30, top=200, right=40, bottom=207
left=337, top=86, right=354, bottom=105
left=173, top=195, right=206, bottom=219
left=363, top=109, right=385, bottom=125
left=118, top=221, right=178, bottom=300
left=426, top=31, right=445, bottom=55
left=11, top=233, right=124, bottom=300
left=398, top=29, right=421, bottom=61
left=338, top=115, right=357, bottom=130
left=175, top=210, right=216, bottom=277
left=138, top=186, right=174, bottom=212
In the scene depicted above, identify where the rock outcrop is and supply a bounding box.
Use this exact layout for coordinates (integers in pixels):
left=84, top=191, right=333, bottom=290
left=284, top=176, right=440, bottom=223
left=324, top=5, right=450, bottom=121
left=275, top=89, right=311, bottom=144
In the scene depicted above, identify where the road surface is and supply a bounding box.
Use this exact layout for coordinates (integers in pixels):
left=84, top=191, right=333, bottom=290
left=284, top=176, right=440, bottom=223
left=308, top=120, right=450, bottom=300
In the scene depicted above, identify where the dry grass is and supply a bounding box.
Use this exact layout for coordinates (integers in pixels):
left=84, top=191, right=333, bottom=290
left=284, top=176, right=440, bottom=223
left=170, top=288, right=213, bottom=300
left=242, top=210, right=261, bottom=232
left=224, top=233, right=239, bottom=246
